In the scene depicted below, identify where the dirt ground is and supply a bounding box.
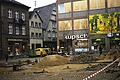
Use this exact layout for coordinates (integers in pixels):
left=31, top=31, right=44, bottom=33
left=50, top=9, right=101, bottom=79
left=0, top=54, right=120, bottom=80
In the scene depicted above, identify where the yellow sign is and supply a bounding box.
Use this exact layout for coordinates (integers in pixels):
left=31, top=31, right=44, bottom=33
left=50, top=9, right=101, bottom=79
left=89, top=12, right=120, bottom=34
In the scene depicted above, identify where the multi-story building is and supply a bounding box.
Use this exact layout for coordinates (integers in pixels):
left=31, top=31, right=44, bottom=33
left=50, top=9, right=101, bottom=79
left=0, top=0, right=30, bottom=58
left=56, top=0, right=120, bottom=53
left=34, top=3, right=57, bottom=50
left=29, top=11, right=43, bottom=50
left=56, top=0, right=89, bottom=52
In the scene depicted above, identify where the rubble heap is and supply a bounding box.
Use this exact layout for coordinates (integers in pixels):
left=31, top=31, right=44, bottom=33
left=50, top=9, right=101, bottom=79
left=69, top=53, right=98, bottom=64
left=99, top=49, right=120, bottom=59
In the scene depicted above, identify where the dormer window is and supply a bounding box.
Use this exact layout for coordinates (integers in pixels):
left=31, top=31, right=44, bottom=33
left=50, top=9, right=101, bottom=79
left=8, top=9, right=12, bottom=18
left=22, top=12, right=25, bottom=21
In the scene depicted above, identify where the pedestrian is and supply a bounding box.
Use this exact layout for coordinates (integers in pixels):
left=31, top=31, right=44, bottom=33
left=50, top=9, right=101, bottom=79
left=99, top=45, right=102, bottom=55
left=5, top=53, right=8, bottom=62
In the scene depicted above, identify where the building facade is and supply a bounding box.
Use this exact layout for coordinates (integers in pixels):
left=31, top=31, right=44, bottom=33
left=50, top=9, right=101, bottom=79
left=0, top=0, right=29, bottom=58
left=56, top=0, right=89, bottom=53
left=29, top=11, right=43, bottom=50
left=34, top=3, right=57, bottom=50
left=56, top=0, right=120, bottom=53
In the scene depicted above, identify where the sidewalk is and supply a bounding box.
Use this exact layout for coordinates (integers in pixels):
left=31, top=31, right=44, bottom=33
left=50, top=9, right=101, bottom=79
left=0, top=56, right=42, bottom=67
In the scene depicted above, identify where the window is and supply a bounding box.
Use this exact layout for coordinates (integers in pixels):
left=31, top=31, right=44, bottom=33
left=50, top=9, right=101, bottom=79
left=53, top=22, right=56, bottom=28
left=73, top=0, right=87, bottom=11
left=22, top=27, right=26, bottom=35
left=8, top=23, right=13, bottom=34
left=36, top=33, right=39, bottom=38
left=22, top=12, right=25, bottom=21
left=31, top=33, right=34, bottom=38
left=48, top=33, right=51, bottom=37
left=52, top=33, right=56, bottom=37
left=39, top=33, right=41, bottom=38
left=31, top=21, right=34, bottom=27
left=35, top=22, right=38, bottom=27
left=15, top=11, right=19, bottom=21
left=90, top=0, right=105, bottom=9
left=34, top=15, right=37, bottom=19
left=39, top=23, right=41, bottom=28
left=58, top=20, right=72, bottom=31
left=58, top=2, right=71, bottom=13
left=74, top=19, right=88, bottom=30
left=15, top=27, right=19, bottom=35
left=108, top=0, right=120, bottom=8
left=116, top=0, right=120, bottom=7
left=32, top=44, right=34, bottom=50
left=8, top=9, right=12, bottom=18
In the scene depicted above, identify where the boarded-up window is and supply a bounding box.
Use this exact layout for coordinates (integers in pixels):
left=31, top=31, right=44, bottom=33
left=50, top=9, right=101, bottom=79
left=65, top=20, right=72, bottom=30
left=74, top=19, right=88, bottom=30
left=108, top=0, right=116, bottom=7
left=58, top=2, right=71, bottom=13
left=59, top=20, right=72, bottom=31
left=73, top=1, right=81, bottom=11
left=116, top=0, right=120, bottom=7
left=64, top=2, right=71, bottom=13
left=59, top=21, right=64, bottom=31
left=90, top=0, right=105, bottom=9
left=80, top=19, right=88, bottom=29
left=73, top=0, right=87, bottom=11
left=80, top=0, right=87, bottom=10
left=74, top=19, right=81, bottom=30
left=108, top=0, right=120, bottom=7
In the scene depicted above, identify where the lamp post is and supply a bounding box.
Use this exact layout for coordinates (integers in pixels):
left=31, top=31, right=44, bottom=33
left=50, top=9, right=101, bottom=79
left=110, top=13, right=114, bottom=49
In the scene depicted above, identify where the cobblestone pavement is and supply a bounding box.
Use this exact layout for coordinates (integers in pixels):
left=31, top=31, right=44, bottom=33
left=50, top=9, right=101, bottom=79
left=0, top=55, right=120, bottom=80
left=0, top=71, right=119, bottom=80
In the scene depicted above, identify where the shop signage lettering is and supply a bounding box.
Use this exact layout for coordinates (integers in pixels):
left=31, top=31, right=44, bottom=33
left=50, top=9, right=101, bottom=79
left=65, top=34, right=88, bottom=40
left=8, top=39, right=23, bottom=41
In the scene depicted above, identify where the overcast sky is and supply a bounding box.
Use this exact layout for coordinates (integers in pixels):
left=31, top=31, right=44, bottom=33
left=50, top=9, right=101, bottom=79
left=16, top=0, right=57, bottom=11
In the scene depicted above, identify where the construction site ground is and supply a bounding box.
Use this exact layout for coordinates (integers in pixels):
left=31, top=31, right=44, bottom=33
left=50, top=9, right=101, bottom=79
left=0, top=53, right=120, bottom=80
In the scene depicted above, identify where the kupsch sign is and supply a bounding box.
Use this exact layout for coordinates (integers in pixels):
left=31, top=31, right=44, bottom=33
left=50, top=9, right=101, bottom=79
left=65, top=34, right=88, bottom=40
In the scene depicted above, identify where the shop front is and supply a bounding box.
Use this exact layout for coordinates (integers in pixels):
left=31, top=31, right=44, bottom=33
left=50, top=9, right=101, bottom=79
left=74, top=39, right=88, bottom=52
left=89, top=12, right=120, bottom=51
left=64, top=34, right=88, bottom=52
left=8, top=39, right=28, bottom=56
left=91, top=38, right=105, bottom=51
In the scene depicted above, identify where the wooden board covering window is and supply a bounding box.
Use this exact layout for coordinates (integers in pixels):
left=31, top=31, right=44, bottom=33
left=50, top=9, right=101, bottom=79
left=90, top=0, right=105, bottom=9
left=80, top=0, right=87, bottom=10
left=116, top=0, right=120, bottom=7
left=73, top=1, right=81, bottom=11
left=65, top=20, right=72, bottom=30
left=73, top=0, right=87, bottom=11
left=74, top=19, right=81, bottom=30
left=59, top=21, right=64, bottom=31
left=81, top=19, right=88, bottom=29
left=64, top=2, right=71, bottom=13
left=74, top=19, right=88, bottom=30
left=107, top=0, right=115, bottom=7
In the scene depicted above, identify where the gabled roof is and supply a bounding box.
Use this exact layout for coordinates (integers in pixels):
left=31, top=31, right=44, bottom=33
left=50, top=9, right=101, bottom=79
left=0, top=0, right=30, bottom=8
left=29, top=11, right=43, bottom=23
left=34, top=3, right=56, bottom=29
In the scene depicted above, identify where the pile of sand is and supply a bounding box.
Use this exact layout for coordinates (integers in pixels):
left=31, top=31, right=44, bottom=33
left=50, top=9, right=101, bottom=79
left=35, top=55, right=68, bottom=68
